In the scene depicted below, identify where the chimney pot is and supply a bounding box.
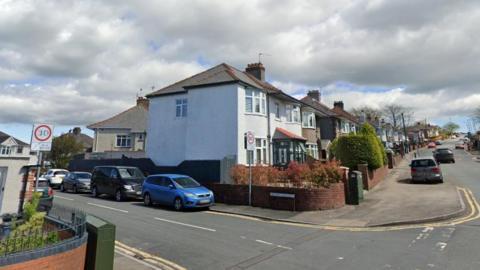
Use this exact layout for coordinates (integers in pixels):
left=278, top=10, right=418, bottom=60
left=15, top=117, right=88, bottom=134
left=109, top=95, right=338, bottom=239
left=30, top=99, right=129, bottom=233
left=307, top=90, right=320, bottom=101
left=333, top=101, right=344, bottom=110
left=72, top=127, right=81, bottom=135
left=136, top=97, right=149, bottom=109
left=245, top=62, right=265, bottom=81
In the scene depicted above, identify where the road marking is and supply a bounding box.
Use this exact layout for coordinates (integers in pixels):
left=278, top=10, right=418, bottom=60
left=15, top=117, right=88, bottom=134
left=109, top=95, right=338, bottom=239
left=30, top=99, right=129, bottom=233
left=54, top=195, right=74, bottom=201
left=115, top=248, right=163, bottom=270
left=154, top=217, right=216, bottom=232
left=277, top=245, right=292, bottom=250
left=240, top=236, right=247, bottom=239
left=87, top=202, right=128, bottom=213
left=255, top=239, right=273, bottom=245
left=422, top=227, right=434, bottom=233
left=337, top=257, right=344, bottom=260
left=436, top=242, right=447, bottom=251
left=116, top=241, right=186, bottom=270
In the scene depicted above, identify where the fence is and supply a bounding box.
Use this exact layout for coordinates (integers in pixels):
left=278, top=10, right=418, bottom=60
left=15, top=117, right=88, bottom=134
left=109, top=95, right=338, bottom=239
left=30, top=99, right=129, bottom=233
left=0, top=205, right=86, bottom=257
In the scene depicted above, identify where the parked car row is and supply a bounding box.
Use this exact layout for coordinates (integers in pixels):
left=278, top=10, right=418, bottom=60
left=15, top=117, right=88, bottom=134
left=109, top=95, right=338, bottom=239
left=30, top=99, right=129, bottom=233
left=46, top=165, right=214, bottom=211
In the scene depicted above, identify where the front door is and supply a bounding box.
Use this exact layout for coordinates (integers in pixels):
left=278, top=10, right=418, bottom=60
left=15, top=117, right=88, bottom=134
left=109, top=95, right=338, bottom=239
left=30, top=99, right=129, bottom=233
left=0, top=167, right=8, bottom=212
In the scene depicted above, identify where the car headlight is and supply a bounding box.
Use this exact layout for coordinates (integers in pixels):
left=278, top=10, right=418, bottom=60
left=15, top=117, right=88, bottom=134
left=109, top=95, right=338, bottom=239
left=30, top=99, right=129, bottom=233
left=209, top=191, right=214, bottom=196
left=184, top=192, right=195, bottom=198
left=123, top=185, right=133, bottom=191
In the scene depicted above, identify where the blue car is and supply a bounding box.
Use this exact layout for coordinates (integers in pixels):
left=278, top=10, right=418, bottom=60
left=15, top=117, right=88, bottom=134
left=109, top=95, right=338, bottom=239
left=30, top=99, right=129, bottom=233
left=142, top=174, right=214, bottom=210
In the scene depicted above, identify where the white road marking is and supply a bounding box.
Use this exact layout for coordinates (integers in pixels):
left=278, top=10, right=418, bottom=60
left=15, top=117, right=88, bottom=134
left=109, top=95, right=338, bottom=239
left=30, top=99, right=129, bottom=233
left=240, top=236, right=247, bottom=239
left=436, top=242, right=447, bottom=251
left=428, top=263, right=435, bottom=268
left=255, top=239, right=274, bottom=245
left=54, top=195, right=74, bottom=201
left=154, top=217, right=216, bottom=232
left=337, top=257, right=344, bottom=260
left=276, top=245, right=292, bottom=250
left=88, top=202, right=129, bottom=213
left=422, top=227, right=434, bottom=233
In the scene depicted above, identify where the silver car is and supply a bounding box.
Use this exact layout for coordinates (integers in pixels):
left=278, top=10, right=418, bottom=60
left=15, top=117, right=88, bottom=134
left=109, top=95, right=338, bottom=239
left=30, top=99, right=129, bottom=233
left=410, top=157, right=443, bottom=183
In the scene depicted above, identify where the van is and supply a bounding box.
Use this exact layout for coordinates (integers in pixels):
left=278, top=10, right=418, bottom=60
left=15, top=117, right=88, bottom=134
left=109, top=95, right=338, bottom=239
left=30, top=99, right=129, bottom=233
left=91, top=166, right=145, bottom=201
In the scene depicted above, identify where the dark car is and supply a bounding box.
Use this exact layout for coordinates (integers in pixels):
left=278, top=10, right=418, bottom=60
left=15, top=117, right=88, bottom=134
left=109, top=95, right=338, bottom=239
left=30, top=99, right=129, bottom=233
left=91, top=166, right=145, bottom=201
left=60, top=172, right=92, bottom=193
left=433, top=148, right=455, bottom=163
left=34, top=177, right=54, bottom=212
left=435, top=141, right=442, bottom=145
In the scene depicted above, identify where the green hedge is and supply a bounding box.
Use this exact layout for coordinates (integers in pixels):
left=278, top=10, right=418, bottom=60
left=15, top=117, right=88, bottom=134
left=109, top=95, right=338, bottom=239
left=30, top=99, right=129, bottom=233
left=359, top=123, right=385, bottom=168
left=335, top=135, right=376, bottom=169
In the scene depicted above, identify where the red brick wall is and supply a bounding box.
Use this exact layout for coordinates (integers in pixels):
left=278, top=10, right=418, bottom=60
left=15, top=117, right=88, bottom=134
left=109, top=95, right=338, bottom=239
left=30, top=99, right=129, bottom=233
left=358, top=165, right=389, bottom=190
left=0, top=243, right=86, bottom=270
left=211, top=183, right=345, bottom=211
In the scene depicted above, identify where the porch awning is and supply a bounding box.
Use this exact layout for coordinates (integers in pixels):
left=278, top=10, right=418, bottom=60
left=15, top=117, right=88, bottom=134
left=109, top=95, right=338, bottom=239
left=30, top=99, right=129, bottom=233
left=273, top=127, right=307, bottom=141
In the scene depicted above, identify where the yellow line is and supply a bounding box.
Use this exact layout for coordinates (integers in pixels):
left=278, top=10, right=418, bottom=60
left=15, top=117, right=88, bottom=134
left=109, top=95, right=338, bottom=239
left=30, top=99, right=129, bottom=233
left=206, top=187, right=480, bottom=232
left=115, top=241, right=187, bottom=270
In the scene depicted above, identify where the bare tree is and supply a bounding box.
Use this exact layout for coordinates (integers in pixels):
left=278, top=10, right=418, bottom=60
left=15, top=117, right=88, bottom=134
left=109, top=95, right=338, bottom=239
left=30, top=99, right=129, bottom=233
left=382, top=104, right=414, bottom=130
left=350, top=106, right=382, bottom=121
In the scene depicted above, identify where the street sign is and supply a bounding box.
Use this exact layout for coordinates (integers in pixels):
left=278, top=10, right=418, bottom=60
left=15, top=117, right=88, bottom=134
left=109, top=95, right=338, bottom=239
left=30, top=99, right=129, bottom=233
left=31, top=124, right=54, bottom=151
left=246, top=131, right=255, bottom=151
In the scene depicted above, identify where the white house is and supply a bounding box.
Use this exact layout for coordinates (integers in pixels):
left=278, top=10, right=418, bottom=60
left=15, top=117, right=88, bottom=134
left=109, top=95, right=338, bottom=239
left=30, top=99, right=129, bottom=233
left=146, top=63, right=308, bottom=167
left=0, top=131, right=37, bottom=214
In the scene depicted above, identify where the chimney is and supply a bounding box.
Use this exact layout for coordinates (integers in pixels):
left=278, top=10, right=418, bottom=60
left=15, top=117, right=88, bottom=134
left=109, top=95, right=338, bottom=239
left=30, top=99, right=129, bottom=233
left=307, top=90, right=320, bottom=102
left=72, top=127, right=81, bottom=135
left=136, top=96, right=149, bottom=109
left=333, top=101, right=344, bottom=111
left=245, top=62, right=265, bottom=81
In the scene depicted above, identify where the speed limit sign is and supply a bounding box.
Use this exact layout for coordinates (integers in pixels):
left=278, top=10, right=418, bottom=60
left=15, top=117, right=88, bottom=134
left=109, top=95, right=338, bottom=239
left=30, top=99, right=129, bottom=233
left=246, top=131, right=255, bottom=151
left=31, top=124, right=54, bottom=151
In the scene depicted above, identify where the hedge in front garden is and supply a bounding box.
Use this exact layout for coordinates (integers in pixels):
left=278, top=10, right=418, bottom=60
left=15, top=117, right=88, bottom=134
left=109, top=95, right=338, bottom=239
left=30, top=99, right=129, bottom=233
left=336, top=134, right=383, bottom=170
left=359, top=123, right=387, bottom=166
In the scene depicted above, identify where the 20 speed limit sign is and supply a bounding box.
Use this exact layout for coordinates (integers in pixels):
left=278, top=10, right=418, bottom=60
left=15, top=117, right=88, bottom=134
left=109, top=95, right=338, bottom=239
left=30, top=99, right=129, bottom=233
left=31, top=124, right=54, bottom=151
left=246, top=131, right=255, bottom=151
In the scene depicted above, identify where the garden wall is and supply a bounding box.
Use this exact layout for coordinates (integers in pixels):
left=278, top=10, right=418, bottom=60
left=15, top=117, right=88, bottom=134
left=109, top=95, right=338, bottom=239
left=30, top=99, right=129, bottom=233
left=357, top=165, right=389, bottom=190
left=211, top=183, right=345, bottom=211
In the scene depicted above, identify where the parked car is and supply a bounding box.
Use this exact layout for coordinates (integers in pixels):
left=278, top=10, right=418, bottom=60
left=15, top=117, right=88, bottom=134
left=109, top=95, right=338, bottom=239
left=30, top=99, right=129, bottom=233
left=142, top=174, right=214, bottom=211
left=34, top=177, right=54, bottom=212
left=455, top=143, right=465, bottom=149
left=60, top=172, right=92, bottom=193
left=410, top=157, right=443, bottom=183
left=427, top=142, right=436, bottom=148
left=433, top=148, right=455, bottom=163
left=45, top=169, right=69, bottom=188
left=91, top=166, right=144, bottom=201
left=435, top=141, right=442, bottom=145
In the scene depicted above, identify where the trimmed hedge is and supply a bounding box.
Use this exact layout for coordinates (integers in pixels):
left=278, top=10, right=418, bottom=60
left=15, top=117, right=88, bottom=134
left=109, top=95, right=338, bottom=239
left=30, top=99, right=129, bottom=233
left=359, top=123, right=386, bottom=168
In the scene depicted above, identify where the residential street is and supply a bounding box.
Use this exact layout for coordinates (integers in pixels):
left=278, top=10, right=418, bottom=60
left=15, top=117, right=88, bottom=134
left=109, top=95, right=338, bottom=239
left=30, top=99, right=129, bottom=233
left=52, top=140, right=480, bottom=270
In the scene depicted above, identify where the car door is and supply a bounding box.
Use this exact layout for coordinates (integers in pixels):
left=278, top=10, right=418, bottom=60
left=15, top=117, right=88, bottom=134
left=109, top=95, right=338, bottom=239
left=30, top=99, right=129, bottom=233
left=148, top=176, right=164, bottom=203
left=109, top=168, right=120, bottom=196
left=63, top=173, right=71, bottom=190
left=98, top=167, right=110, bottom=194
left=162, top=178, right=177, bottom=205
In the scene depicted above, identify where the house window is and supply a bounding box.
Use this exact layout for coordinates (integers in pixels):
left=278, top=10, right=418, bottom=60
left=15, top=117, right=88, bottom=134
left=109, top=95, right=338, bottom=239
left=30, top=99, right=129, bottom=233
left=16, top=146, right=23, bottom=154
left=255, top=138, right=267, bottom=164
left=245, top=89, right=266, bottom=114
left=286, top=105, right=300, bottom=123
left=0, top=146, right=11, bottom=155
left=116, top=135, right=131, bottom=147
left=275, top=103, right=280, bottom=119
left=306, top=143, right=319, bottom=159
left=176, top=99, right=187, bottom=117
left=302, top=112, right=316, bottom=128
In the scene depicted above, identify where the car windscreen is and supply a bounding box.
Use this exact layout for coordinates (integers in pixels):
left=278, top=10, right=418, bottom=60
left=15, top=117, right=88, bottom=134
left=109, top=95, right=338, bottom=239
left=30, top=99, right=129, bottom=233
left=411, top=159, right=436, bottom=167
left=437, top=149, right=452, bottom=154
left=173, top=177, right=201, bottom=188
left=74, top=173, right=92, bottom=179
left=35, top=180, right=49, bottom=188
left=54, top=171, right=67, bottom=176
left=118, top=168, right=145, bottom=179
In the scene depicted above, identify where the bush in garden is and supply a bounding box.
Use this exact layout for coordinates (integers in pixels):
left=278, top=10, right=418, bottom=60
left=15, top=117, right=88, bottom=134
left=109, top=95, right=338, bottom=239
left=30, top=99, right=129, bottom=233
left=231, top=165, right=249, bottom=185
left=308, top=161, right=343, bottom=188
left=336, top=134, right=382, bottom=170
left=285, top=161, right=311, bottom=187
left=359, top=123, right=386, bottom=166
left=329, top=138, right=339, bottom=159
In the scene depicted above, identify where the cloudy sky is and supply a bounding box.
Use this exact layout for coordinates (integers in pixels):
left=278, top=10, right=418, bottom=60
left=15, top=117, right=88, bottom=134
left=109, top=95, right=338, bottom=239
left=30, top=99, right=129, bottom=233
left=1, top=0, right=480, bottom=141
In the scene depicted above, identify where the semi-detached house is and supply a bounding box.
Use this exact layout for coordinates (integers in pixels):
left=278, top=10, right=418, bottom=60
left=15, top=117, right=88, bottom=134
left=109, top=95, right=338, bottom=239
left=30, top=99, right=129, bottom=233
left=146, top=63, right=310, bottom=167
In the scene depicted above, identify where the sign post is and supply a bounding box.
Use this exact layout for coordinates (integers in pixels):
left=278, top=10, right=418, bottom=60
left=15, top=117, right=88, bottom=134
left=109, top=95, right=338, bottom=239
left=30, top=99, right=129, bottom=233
left=246, top=131, right=255, bottom=206
left=31, top=124, right=54, bottom=191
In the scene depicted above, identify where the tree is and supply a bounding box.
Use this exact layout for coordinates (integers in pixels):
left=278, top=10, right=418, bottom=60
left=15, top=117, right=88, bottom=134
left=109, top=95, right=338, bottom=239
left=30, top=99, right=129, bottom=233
left=382, top=104, right=413, bottom=131
left=47, top=135, right=84, bottom=169
left=443, top=122, right=460, bottom=137
left=350, top=106, right=382, bottom=121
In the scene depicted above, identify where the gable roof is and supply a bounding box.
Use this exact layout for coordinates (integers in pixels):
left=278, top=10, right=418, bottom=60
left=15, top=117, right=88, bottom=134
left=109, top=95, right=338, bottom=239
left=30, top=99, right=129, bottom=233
left=300, top=96, right=337, bottom=117
left=87, top=105, right=148, bottom=132
left=332, top=107, right=360, bottom=124
left=0, top=131, right=29, bottom=146
left=146, top=63, right=284, bottom=98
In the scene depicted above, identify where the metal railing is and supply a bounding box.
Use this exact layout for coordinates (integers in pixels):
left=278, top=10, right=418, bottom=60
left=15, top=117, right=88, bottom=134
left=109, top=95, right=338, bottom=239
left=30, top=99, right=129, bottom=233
left=0, top=205, right=86, bottom=257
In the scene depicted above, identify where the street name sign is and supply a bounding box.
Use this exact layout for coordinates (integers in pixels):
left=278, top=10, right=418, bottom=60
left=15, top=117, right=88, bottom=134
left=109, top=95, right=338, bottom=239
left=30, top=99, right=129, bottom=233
left=31, top=124, right=54, bottom=151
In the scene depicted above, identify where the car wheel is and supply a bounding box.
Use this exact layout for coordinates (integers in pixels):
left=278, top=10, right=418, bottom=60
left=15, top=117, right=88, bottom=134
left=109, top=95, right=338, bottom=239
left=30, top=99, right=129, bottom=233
left=144, top=193, right=152, bottom=206
left=173, top=197, right=183, bottom=211
left=73, top=185, right=78, bottom=194
left=92, top=186, right=98, bottom=197
left=452, top=160, right=455, bottom=163
left=60, top=184, right=65, bottom=192
left=115, top=190, right=123, bottom=202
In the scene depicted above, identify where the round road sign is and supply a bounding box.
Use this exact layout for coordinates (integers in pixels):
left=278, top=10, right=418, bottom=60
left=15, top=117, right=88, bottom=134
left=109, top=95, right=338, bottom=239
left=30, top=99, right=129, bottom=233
left=247, top=131, right=255, bottom=145
left=34, top=125, right=52, bottom=142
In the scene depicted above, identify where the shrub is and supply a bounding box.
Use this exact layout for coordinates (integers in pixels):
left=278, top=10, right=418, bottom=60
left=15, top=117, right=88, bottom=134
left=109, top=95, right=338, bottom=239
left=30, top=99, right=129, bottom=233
left=308, top=161, right=344, bottom=188
left=359, top=123, right=386, bottom=166
left=329, top=138, right=339, bottom=158
left=285, top=161, right=310, bottom=187
left=231, top=165, right=249, bottom=185
left=335, top=134, right=382, bottom=169
left=23, top=192, right=41, bottom=222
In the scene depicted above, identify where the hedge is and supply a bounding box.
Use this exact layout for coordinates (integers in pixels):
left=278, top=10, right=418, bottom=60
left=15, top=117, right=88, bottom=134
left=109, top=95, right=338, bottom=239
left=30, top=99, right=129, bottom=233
left=335, top=134, right=383, bottom=170
left=359, top=123, right=386, bottom=167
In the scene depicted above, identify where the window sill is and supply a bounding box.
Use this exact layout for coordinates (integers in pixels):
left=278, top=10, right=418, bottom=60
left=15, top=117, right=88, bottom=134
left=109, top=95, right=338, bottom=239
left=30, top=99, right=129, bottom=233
left=285, top=122, right=301, bottom=125
left=245, top=112, right=267, bottom=117
left=302, top=126, right=316, bottom=129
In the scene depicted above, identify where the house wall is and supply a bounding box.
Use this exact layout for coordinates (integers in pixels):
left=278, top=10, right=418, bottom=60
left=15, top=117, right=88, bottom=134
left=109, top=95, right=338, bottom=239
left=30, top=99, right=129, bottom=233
left=93, top=129, right=145, bottom=152
left=147, top=84, right=238, bottom=166
left=0, top=157, right=30, bottom=214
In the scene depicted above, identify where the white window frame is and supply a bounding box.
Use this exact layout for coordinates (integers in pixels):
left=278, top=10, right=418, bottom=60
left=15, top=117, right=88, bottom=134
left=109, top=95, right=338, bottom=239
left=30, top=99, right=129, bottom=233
left=0, top=146, right=11, bottom=155
left=116, top=135, right=131, bottom=148
left=286, top=104, right=301, bottom=123
left=255, top=138, right=267, bottom=164
left=274, top=102, right=280, bottom=119
left=175, top=99, right=187, bottom=117
left=302, top=111, right=316, bottom=128
left=245, top=89, right=266, bottom=115
left=306, top=143, right=319, bottom=159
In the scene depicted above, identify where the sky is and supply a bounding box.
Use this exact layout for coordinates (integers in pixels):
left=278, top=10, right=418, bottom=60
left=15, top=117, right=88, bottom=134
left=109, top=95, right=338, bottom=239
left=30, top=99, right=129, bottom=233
left=1, top=0, right=480, bottom=142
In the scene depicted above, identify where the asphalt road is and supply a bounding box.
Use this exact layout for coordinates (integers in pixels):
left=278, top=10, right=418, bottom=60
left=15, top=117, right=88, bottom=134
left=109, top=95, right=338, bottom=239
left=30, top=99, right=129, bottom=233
left=54, top=139, right=480, bottom=270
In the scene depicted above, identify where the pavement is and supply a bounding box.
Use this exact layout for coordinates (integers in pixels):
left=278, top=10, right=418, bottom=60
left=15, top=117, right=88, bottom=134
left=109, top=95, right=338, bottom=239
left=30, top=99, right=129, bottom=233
left=50, top=139, right=480, bottom=269
left=210, top=150, right=466, bottom=227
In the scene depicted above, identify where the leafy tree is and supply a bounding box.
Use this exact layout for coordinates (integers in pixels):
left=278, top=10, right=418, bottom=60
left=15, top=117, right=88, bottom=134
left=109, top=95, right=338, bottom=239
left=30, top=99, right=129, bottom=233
left=47, top=135, right=84, bottom=169
left=443, top=122, right=460, bottom=136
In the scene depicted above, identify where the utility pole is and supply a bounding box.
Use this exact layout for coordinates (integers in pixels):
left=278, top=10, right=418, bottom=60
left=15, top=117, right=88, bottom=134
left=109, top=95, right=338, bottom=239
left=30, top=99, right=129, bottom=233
left=401, top=113, right=408, bottom=154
